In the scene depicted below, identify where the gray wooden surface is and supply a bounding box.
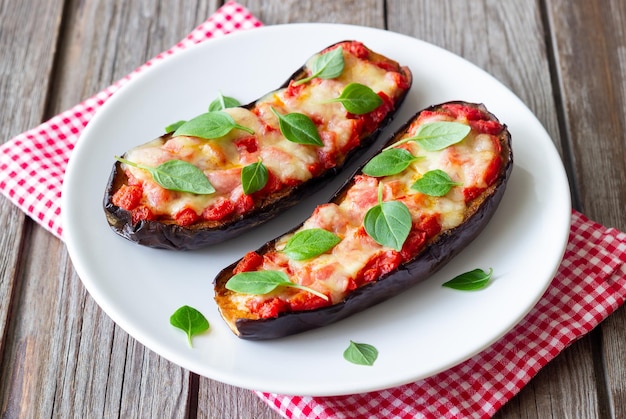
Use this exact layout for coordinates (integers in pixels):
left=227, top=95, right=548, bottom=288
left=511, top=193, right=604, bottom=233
left=1, top=0, right=624, bottom=417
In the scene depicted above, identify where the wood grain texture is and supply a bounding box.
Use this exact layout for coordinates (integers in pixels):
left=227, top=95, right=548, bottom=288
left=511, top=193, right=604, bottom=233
left=546, top=1, right=626, bottom=418
left=387, top=0, right=562, bottom=150
left=1, top=0, right=624, bottom=418
left=0, top=0, right=65, bottom=415
left=242, top=0, right=384, bottom=27
left=1, top=0, right=221, bottom=418
left=387, top=1, right=602, bottom=418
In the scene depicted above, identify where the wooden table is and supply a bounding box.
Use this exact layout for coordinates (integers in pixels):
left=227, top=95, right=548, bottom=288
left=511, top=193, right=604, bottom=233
left=1, top=1, right=624, bottom=417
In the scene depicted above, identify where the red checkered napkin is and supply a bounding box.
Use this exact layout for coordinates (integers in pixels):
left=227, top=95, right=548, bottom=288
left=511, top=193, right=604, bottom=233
left=258, top=210, right=626, bottom=418
left=2, top=4, right=625, bottom=418
left=0, top=1, right=261, bottom=239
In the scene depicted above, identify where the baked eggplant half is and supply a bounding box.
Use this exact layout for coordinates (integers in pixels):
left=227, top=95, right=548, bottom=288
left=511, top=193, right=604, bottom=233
left=214, top=101, right=513, bottom=340
left=104, top=41, right=412, bottom=250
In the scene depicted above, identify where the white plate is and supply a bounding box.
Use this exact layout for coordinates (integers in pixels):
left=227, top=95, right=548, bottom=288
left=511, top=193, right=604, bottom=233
left=63, top=23, right=571, bottom=396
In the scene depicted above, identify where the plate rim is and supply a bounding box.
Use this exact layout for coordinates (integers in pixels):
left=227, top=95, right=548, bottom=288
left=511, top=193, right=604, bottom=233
left=62, top=22, right=571, bottom=396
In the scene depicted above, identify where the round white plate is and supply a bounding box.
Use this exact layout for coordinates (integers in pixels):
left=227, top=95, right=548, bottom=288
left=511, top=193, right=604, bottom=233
left=63, top=23, right=571, bottom=396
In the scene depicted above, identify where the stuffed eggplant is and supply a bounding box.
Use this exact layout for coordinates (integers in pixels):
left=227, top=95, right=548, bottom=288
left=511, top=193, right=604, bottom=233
left=104, top=41, right=412, bottom=250
left=214, top=101, right=513, bottom=340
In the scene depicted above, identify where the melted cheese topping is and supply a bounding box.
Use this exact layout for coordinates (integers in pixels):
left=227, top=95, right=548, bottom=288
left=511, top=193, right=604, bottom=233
left=118, top=42, right=409, bottom=221
left=232, top=107, right=504, bottom=316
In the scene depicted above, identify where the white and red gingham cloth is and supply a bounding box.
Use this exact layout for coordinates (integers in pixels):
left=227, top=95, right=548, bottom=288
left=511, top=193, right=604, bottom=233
left=258, top=210, right=626, bottom=418
left=0, top=1, right=262, bottom=238
left=1, top=3, right=625, bottom=418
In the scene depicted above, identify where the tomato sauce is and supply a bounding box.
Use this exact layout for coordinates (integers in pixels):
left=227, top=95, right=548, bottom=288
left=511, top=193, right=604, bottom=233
left=202, top=198, right=235, bottom=221
left=130, top=206, right=155, bottom=224
left=233, top=251, right=264, bottom=274
left=112, top=184, right=142, bottom=210
left=348, top=91, right=394, bottom=134
left=175, top=207, right=200, bottom=226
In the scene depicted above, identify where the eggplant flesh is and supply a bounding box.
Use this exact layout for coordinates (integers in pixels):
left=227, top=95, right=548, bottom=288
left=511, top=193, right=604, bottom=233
left=214, top=101, right=513, bottom=340
left=103, top=41, right=412, bottom=250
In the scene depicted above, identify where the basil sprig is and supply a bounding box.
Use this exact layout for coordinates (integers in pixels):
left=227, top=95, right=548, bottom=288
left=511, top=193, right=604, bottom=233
left=208, top=92, right=241, bottom=112
left=115, top=156, right=215, bottom=195
left=294, top=46, right=345, bottom=85
left=271, top=107, right=324, bottom=146
left=226, top=270, right=329, bottom=301
left=362, top=148, right=422, bottom=177
left=241, top=159, right=268, bottom=195
left=169, top=305, right=210, bottom=348
left=393, top=121, right=470, bottom=151
left=283, top=228, right=341, bottom=260
left=442, top=268, right=493, bottom=290
left=411, top=169, right=462, bottom=196
left=173, top=111, right=254, bottom=139
left=165, top=120, right=186, bottom=133
left=343, top=341, right=378, bottom=366
left=363, top=183, right=412, bottom=251
left=329, top=83, right=383, bottom=114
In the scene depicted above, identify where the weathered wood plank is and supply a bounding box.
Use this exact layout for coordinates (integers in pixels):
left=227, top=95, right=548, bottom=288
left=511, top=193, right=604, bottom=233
left=193, top=1, right=385, bottom=417
left=546, top=0, right=626, bottom=417
left=387, top=0, right=562, bottom=150
left=243, top=0, right=384, bottom=26
left=0, top=0, right=222, bottom=417
left=0, top=0, right=66, bottom=414
left=387, top=1, right=600, bottom=417
left=2, top=0, right=623, bottom=418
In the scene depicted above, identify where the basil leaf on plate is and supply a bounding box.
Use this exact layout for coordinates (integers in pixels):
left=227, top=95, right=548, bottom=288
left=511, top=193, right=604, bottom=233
left=442, top=268, right=493, bottom=291
left=169, top=305, right=210, bottom=347
left=343, top=340, right=378, bottom=366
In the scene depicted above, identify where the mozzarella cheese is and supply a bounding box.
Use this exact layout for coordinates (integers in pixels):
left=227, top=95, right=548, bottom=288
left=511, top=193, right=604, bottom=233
left=233, top=108, right=503, bottom=315
left=119, top=42, right=409, bottom=220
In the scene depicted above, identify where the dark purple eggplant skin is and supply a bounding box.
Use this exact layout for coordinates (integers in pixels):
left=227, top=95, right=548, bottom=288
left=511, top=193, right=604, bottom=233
left=103, top=41, right=412, bottom=250
left=214, top=101, right=513, bottom=340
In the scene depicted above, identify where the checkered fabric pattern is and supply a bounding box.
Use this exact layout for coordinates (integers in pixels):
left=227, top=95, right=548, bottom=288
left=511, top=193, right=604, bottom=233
left=2, top=4, right=625, bottom=418
left=0, top=1, right=261, bottom=238
left=258, top=210, right=626, bottom=418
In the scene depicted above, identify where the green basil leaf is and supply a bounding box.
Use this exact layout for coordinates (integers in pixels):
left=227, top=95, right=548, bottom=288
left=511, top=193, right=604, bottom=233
left=173, top=111, right=254, bottom=139
left=283, top=228, right=341, bottom=260
left=295, top=46, right=345, bottom=85
left=165, top=120, right=186, bottom=133
left=169, top=305, right=210, bottom=347
left=226, top=270, right=290, bottom=294
left=442, top=268, right=493, bottom=291
left=363, top=184, right=412, bottom=251
left=115, top=156, right=215, bottom=195
left=208, top=92, right=241, bottom=112
left=364, top=200, right=412, bottom=251
left=409, top=121, right=471, bottom=151
left=226, top=270, right=329, bottom=301
left=271, top=107, right=323, bottom=146
left=411, top=169, right=462, bottom=196
left=242, top=159, right=268, bottom=195
left=343, top=340, right=378, bottom=366
left=329, top=83, right=383, bottom=115
left=362, top=148, right=421, bottom=177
